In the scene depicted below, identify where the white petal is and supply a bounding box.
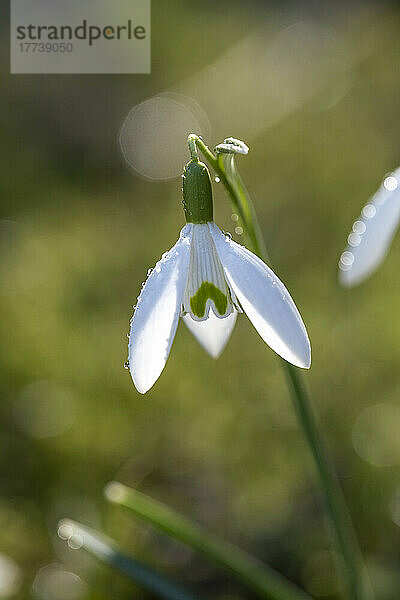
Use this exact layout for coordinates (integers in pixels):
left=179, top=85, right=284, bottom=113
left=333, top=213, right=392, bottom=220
left=209, top=223, right=311, bottom=368
left=183, top=311, right=237, bottom=358
left=183, top=223, right=234, bottom=321
left=128, top=225, right=192, bottom=393
left=339, top=168, right=400, bottom=287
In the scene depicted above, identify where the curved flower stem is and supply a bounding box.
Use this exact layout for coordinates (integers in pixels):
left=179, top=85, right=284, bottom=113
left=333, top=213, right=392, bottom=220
left=190, top=135, right=374, bottom=600
left=105, top=482, right=313, bottom=600
left=188, top=134, right=199, bottom=161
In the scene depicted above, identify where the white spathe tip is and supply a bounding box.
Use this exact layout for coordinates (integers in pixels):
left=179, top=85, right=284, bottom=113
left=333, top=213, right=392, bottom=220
left=128, top=225, right=192, bottom=394
left=209, top=223, right=311, bottom=369
left=339, top=167, right=400, bottom=287
left=183, top=310, right=237, bottom=358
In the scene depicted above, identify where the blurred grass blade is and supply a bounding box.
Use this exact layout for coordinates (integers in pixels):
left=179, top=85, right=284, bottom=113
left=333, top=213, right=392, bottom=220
left=57, top=518, right=198, bottom=600
left=104, top=482, right=312, bottom=600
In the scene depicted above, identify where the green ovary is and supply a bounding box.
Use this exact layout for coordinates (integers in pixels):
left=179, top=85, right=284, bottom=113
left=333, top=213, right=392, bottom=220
left=190, top=282, right=228, bottom=318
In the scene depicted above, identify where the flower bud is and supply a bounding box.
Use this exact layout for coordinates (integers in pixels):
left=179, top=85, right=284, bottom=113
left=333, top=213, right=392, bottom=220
left=215, top=137, right=249, bottom=155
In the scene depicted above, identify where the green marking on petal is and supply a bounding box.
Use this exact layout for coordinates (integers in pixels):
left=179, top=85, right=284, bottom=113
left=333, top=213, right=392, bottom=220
left=190, top=282, right=228, bottom=318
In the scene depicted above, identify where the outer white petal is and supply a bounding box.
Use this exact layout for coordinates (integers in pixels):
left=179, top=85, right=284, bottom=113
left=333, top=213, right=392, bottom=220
left=209, top=223, right=311, bottom=368
left=339, top=168, right=400, bottom=287
left=128, top=225, right=192, bottom=393
left=183, top=311, right=237, bottom=358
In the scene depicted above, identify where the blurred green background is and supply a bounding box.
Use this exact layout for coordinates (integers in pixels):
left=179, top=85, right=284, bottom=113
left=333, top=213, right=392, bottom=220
left=2, top=1, right=400, bottom=598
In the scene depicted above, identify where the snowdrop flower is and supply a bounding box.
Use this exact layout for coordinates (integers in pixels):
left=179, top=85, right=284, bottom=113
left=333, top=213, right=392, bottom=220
left=339, top=167, right=400, bottom=287
left=128, top=159, right=311, bottom=393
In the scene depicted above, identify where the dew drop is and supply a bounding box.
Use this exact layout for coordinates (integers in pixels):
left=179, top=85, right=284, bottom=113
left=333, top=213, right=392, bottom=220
left=352, top=220, right=366, bottom=235
left=348, top=232, right=361, bottom=247
left=124, top=361, right=130, bottom=370
left=235, top=226, right=243, bottom=235
left=214, top=176, right=220, bottom=183
left=231, top=213, right=239, bottom=222
left=362, top=204, right=376, bottom=219
left=339, top=250, right=354, bottom=268
left=384, top=175, right=398, bottom=191
left=147, top=267, right=153, bottom=276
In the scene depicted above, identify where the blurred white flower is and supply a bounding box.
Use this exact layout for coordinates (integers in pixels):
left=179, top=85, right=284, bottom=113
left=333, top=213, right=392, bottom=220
left=128, top=222, right=311, bottom=394
left=339, top=167, right=400, bottom=286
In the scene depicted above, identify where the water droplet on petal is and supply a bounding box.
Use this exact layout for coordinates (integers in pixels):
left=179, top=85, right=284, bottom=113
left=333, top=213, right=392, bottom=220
left=362, top=204, right=376, bottom=219
left=339, top=250, right=354, bottom=270
left=124, top=361, right=130, bottom=370
left=352, top=220, right=366, bottom=235
left=348, top=232, right=361, bottom=247
left=384, top=175, right=398, bottom=191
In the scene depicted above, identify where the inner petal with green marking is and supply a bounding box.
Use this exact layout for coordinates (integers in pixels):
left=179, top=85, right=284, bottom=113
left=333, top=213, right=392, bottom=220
left=190, top=281, right=228, bottom=319
left=183, top=223, right=235, bottom=322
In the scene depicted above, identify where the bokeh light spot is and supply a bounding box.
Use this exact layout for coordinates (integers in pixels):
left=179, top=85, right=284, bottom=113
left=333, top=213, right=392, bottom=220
left=119, top=93, right=211, bottom=180
left=13, top=381, right=77, bottom=439
left=32, top=564, right=86, bottom=600
left=0, top=554, right=22, bottom=598
left=352, top=404, right=400, bottom=467
left=388, top=487, right=400, bottom=528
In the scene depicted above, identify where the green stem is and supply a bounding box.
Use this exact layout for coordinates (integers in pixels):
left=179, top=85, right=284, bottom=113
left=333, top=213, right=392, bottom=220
left=105, top=482, right=312, bottom=600
left=282, top=365, right=373, bottom=600
left=187, top=134, right=199, bottom=161
left=194, top=138, right=265, bottom=257
left=222, top=153, right=268, bottom=258
left=189, top=135, right=374, bottom=600
left=58, top=519, right=198, bottom=600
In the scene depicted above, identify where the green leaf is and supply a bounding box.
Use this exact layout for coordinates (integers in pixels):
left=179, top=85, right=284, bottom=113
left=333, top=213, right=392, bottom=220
left=104, top=482, right=312, bottom=600
left=57, top=519, right=199, bottom=600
